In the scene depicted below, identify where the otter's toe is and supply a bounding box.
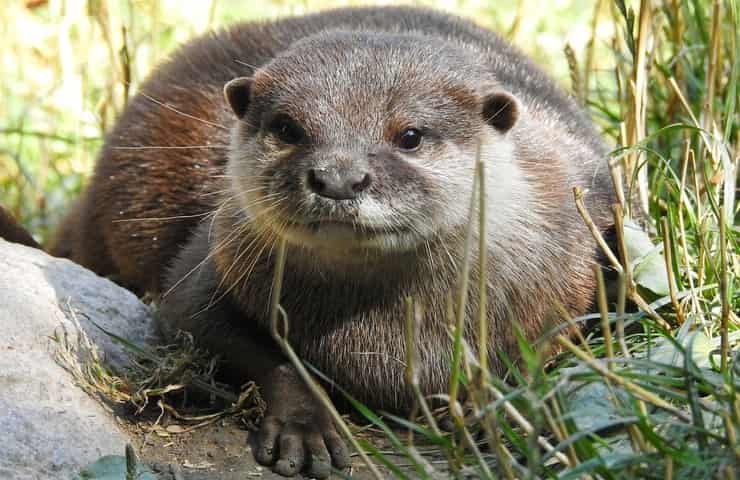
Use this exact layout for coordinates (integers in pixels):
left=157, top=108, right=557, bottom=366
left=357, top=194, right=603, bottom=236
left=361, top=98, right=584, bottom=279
left=274, top=424, right=305, bottom=476
left=324, top=430, right=350, bottom=469
left=305, top=432, right=332, bottom=478
left=255, top=416, right=282, bottom=465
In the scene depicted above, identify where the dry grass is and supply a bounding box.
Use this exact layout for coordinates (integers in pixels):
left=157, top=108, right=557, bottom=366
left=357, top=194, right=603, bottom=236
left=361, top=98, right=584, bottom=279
left=267, top=1, right=739, bottom=478
left=52, top=305, right=265, bottom=435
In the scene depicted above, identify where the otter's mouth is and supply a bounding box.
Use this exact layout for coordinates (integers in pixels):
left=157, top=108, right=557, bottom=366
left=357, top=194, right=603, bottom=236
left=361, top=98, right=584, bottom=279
left=304, top=220, right=404, bottom=237
left=275, top=218, right=418, bottom=252
left=237, top=189, right=421, bottom=251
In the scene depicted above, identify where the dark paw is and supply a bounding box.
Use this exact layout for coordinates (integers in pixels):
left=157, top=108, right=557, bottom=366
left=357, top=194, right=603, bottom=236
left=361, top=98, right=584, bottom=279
left=254, top=414, right=350, bottom=478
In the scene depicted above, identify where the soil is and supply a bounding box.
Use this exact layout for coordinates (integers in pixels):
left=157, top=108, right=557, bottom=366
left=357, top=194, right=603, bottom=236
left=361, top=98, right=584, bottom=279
left=120, top=411, right=400, bottom=479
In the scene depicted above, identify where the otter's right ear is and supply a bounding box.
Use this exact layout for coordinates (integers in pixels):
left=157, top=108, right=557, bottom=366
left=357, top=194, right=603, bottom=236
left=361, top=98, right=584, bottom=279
left=224, top=77, right=253, bottom=119
left=481, top=91, right=520, bottom=133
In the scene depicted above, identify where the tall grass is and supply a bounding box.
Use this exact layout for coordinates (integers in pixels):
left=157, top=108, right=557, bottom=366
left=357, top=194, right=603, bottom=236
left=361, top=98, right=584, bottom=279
left=270, top=0, right=739, bottom=478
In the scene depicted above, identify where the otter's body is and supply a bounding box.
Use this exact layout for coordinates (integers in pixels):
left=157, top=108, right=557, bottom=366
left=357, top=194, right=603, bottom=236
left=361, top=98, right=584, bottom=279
left=47, top=7, right=615, bottom=477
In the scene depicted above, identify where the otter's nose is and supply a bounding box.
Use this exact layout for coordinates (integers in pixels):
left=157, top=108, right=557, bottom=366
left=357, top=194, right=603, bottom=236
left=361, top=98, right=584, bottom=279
left=307, top=168, right=372, bottom=200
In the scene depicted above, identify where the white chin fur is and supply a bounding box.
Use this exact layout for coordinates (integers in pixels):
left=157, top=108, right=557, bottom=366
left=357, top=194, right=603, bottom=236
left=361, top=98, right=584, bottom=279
left=232, top=180, right=428, bottom=254
left=279, top=223, right=425, bottom=253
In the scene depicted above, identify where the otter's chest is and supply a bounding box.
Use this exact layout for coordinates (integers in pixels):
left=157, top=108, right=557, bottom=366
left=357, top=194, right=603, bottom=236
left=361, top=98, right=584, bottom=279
left=239, top=269, right=457, bottom=411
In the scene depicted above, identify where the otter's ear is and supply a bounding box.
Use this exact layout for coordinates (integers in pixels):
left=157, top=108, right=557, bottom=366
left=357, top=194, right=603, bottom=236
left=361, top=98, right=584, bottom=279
left=481, top=91, right=519, bottom=133
left=224, top=77, right=253, bottom=119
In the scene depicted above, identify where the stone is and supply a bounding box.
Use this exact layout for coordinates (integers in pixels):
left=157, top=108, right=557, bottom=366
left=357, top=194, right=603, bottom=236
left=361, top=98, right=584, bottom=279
left=0, top=239, right=156, bottom=479
left=0, top=238, right=376, bottom=479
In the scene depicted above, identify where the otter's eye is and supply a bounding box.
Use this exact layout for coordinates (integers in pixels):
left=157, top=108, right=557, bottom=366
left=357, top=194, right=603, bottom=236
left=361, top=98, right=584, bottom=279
left=269, top=115, right=304, bottom=144
left=396, top=128, right=423, bottom=151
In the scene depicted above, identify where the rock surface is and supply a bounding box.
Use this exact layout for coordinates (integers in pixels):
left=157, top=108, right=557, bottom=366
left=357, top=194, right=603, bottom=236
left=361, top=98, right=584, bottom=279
left=0, top=239, right=156, bottom=479
left=0, top=238, right=378, bottom=479
left=0, top=239, right=320, bottom=480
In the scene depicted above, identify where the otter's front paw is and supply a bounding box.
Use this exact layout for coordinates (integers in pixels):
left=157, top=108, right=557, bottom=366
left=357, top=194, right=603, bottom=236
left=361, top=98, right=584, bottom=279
left=254, top=370, right=350, bottom=478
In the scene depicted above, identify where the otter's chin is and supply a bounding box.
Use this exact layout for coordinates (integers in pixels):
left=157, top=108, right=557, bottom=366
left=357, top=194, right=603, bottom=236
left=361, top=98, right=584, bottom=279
left=277, top=220, right=425, bottom=254
left=236, top=190, right=428, bottom=255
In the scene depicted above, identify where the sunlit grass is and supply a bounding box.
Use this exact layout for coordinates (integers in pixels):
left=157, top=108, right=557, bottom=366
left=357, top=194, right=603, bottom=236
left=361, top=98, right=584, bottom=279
left=269, top=0, right=739, bottom=478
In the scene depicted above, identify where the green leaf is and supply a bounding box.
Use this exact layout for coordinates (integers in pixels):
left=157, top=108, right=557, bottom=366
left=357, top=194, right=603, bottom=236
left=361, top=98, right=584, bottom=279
left=623, top=219, right=670, bottom=296
left=649, top=330, right=740, bottom=369
left=74, top=455, right=156, bottom=480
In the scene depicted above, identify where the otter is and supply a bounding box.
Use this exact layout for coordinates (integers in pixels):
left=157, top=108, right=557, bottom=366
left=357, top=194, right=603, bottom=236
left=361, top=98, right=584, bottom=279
left=3, top=6, right=616, bottom=478
left=0, top=206, right=40, bottom=250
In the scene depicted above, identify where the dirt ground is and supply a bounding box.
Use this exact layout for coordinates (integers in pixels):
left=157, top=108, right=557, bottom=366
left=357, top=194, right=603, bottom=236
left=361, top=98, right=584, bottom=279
left=122, top=413, right=397, bottom=479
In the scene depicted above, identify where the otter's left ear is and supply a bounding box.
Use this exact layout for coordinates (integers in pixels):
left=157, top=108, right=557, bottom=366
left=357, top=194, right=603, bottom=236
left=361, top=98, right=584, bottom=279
left=481, top=91, right=519, bottom=133
left=224, top=77, right=253, bottom=119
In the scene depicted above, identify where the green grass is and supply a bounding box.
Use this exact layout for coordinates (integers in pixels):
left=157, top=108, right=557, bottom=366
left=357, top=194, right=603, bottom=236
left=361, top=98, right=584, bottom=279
left=271, top=1, right=739, bottom=478
left=2, top=0, right=738, bottom=478
left=293, top=1, right=737, bottom=478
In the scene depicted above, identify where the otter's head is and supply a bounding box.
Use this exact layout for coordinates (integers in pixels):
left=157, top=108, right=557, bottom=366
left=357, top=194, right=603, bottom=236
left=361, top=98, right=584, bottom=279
left=223, top=31, right=519, bottom=261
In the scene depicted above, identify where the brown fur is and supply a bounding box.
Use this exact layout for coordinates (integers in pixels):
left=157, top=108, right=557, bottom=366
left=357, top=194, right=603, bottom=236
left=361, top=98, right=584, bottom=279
left=0, top=206, right=40, bottom=249
left=22, top=7, right=615, bottom=477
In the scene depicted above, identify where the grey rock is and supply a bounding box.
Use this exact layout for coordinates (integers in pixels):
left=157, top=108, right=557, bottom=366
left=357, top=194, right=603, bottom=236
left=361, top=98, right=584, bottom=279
left=0, top=239, right=156, bottom=479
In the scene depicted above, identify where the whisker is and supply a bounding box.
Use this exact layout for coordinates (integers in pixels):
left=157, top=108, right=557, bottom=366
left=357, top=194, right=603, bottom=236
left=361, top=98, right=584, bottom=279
left=162, top=209, right=246, bottom=298
left=113, top=212, right=212, bottom=223
left=138, top=90, right=229, bottom=130
left=112, top=145, right=228, bottom=150
left=199, top=205, right=286, bottom=315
